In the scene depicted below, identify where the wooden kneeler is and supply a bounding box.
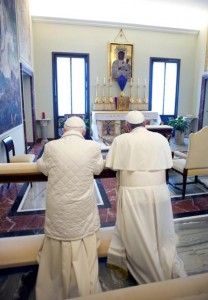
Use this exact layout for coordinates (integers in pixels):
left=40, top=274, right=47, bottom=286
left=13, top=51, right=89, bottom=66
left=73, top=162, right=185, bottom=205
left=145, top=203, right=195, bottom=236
left=0, top=227, right=114, bottom=269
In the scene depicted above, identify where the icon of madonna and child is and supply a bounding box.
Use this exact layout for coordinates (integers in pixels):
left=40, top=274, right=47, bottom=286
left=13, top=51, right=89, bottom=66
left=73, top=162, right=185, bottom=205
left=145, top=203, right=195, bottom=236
left=110, top=44, right=133, bottom=94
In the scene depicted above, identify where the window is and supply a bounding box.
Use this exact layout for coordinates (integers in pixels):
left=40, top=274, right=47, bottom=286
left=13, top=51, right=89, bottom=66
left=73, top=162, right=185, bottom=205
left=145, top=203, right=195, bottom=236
left=52, top=52, right=90, bottom=138
left=149, top=58, right=180, bottom=123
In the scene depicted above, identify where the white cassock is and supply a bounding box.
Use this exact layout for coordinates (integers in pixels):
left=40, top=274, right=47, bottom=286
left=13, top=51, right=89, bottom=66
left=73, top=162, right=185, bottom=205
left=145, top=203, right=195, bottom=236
left=105, top=127, right=186, bottom=284
left=35, top=130, right=104, bottom=299
left=36, top=233, right=101, bottom=300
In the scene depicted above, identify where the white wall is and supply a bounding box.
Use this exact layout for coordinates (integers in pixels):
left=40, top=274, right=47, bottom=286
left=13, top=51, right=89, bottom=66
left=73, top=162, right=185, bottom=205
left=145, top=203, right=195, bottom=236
left=32, top=21, right=204, bottom=138
left=193, top=25, right=208, bottom=114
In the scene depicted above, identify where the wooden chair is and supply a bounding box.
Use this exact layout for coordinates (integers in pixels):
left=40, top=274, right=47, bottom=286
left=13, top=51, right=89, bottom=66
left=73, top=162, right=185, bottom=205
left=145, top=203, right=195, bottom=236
left=170, top=126, right=208, bottom=198
left=2, top=136, right=35, bottom=163
left=2, top=136, right=35, bottom=188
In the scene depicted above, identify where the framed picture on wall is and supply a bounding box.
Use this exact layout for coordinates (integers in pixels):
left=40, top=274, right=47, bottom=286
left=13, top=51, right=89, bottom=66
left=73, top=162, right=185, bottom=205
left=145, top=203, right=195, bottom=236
left=0, top=0, right=22, bottom=135
left=108, top=42, right=133, bottom=80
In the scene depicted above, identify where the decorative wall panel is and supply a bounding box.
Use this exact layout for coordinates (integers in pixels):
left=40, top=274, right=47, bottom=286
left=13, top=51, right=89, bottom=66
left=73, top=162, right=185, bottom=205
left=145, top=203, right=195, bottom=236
left=0, top=0, right=22, bottom=135
left=16, top=0, right=32, bottom=66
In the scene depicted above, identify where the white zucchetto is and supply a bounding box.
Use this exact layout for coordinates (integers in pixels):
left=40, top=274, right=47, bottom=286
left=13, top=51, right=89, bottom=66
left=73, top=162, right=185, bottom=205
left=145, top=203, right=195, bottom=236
left=64, top=116, right=86, bottom=130
left=126, top=111, right=144, bottom=124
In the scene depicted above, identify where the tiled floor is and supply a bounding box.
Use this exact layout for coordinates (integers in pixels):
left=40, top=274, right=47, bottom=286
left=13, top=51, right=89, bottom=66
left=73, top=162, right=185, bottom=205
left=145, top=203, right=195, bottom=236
left=1, top=138, right=208, bottom=299
left=1, top=172, right=208, bottom=238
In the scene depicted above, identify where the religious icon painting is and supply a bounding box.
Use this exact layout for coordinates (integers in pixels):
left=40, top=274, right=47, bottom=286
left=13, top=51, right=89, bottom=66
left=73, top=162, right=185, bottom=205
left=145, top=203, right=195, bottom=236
left=102, top=121, right=115, bottom=137
left=117, top=97, right=130, bottom=111
left=108, top=42, right=134, bottom=80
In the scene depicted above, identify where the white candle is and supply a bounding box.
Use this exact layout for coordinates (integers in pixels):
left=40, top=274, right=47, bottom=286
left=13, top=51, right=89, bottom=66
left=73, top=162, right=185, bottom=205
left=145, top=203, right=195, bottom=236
left=104, top=77, right=106, bottom=84
left=138, top=78, right=140, bottom=85
left=110, top=77, right=112, bottom=85
left=144, top=78, right=147, bottom=85
left=96, top=76, right=98, bottom=84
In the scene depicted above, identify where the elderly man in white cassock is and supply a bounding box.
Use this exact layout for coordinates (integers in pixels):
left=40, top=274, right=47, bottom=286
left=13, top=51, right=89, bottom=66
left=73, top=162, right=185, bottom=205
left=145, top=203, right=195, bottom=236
left=35, top=116, right=104, bottom=300
left=105, top=110, right=186, bottom=284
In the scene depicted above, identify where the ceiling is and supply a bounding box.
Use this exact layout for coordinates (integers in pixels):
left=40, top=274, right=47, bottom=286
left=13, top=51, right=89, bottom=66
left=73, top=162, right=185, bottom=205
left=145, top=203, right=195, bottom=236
left=30, top=0, right=208, bottom=32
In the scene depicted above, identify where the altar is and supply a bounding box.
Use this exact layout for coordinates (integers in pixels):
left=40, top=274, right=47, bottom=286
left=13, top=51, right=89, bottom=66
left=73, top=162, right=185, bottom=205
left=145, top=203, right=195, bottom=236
left=91, top=111, right=172, bottom=143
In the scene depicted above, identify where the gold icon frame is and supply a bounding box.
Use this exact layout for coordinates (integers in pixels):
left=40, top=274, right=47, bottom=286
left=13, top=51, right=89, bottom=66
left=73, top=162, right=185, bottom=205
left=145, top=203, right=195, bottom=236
left=108, top=42, right=134, bottom=80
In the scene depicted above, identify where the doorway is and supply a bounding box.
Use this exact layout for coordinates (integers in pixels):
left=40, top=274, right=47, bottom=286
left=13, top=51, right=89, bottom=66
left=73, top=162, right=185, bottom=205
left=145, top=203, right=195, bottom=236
left=20, top=63, right=36, bottom=152
left=198, top=73, right=208, bottom=130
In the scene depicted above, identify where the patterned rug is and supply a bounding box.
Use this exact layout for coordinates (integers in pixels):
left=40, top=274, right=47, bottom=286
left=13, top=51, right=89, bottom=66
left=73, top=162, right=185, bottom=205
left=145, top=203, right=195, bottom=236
left=1, top=177, right=208, bottom=238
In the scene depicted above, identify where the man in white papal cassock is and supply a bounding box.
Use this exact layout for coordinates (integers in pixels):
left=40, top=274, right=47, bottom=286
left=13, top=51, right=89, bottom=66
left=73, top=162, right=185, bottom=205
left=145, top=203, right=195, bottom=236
left=36, top=116, right=104, bottom=300
left=105, top=110, right=186, bottom=284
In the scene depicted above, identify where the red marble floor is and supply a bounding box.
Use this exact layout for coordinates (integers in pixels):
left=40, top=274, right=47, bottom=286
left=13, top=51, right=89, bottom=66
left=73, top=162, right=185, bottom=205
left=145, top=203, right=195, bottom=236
left=1, top=176, right=208, bottom=238
left=0, top=143, right=208, bottom=237
left=100, top=178, right=208, bottom=221
left=171, top=194, right=208, bottom=216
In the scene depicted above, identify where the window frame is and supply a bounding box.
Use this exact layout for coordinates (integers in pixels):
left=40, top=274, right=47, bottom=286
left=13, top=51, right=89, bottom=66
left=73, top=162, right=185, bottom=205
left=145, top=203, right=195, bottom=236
left=52, top=52, right=90, bottom=139
left=149, top=57, right=180, bottom=122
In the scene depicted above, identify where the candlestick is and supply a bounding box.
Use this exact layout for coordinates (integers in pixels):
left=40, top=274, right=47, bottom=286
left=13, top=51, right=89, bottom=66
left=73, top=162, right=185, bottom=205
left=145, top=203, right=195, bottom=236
left=109, top=78, right=113, bottom=104
left=143, top=84, right=148, bottom=104
left=130, top=96, right=134, bottom=104
left=130, top=80, right=134, bottom=103
left=102, top=82, right=107, bottom=104
left=136, top=84, right=142, bottom=103
left=94, top=83, right=99, bottom=104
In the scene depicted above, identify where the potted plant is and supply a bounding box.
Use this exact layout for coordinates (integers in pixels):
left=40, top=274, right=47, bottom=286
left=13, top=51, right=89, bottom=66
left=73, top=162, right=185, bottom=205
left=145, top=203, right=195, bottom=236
left=168, top=116, right=188, bottom=145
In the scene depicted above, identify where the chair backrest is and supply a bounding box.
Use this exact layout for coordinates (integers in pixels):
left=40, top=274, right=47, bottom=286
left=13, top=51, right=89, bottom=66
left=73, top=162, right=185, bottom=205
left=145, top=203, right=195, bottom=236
left=185, top=126, right=208, bottom=169
left=2, top=136, right=15, bottom=163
